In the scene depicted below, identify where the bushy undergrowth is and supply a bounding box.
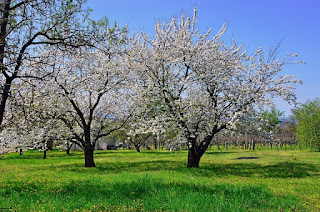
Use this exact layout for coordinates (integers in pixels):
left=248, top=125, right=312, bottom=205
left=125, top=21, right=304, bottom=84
left=0, top=149, right=319, bottom=211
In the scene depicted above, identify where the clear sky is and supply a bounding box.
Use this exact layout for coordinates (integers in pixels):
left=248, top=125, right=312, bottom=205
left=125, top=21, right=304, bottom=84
left=85, top=0, right=320, bottom=117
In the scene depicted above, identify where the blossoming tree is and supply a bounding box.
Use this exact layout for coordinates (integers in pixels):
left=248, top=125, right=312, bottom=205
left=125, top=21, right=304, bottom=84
left=28, top=34, right=133, bottom=166
left=0, top=78, right=71, bottom=158
left=0, top=0, right=92, bottom=127
left=128, top=8, right=302, bottom=168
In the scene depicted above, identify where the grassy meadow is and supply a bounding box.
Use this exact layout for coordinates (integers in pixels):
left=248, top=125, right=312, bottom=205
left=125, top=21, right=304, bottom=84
left=0, top=148, right=320, bottom=211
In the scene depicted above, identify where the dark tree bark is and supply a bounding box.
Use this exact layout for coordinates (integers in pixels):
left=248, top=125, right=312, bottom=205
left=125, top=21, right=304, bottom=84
left=84, top=146, right=95, bottom=167
left=66, top=149, right=70, bottom=155
left=19, top=148, right=23, bottom=155
left=186, top=126, right=225, bottom=168
left=47, top=140, right=54, bottom=150
left=187, top=146, right=203, bottom=168
left=0, top=0, right=89, bottom=126
left=43, top=150, right=47, bottom=159
left=0, top=0, right=11, bottom=125
left=187, top=134, right=214, bottom=168
left=134, top=144, right=141, bottom=153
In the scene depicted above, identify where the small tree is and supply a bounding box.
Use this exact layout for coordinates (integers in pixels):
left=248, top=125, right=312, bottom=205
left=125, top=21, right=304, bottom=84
left=261, top=108, right=284, bottom=149
left=126, top=112, right=170, bottom=152
left=279, top=117, right=296, bottom=150
left=293, top=98, right=320, bottom=151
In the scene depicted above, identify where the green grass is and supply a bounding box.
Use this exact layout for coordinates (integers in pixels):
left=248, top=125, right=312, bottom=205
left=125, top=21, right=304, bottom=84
left=1, top=149, right=320, bottom=211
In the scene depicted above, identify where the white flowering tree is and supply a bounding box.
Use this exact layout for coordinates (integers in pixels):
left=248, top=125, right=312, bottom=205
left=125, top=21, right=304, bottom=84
left=26, top=29, right=133, bottom=166
left=126, top=113, right=170, bottom=152
left=128, top=8, right=302, bottom=168
left=0, top=0, right=94, bottom=128
left=0, top=79, right=69, bottom=158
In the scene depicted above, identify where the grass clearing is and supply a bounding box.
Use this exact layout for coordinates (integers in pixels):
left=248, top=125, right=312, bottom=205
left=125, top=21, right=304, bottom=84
left=0, top=149, right=319, bottom=211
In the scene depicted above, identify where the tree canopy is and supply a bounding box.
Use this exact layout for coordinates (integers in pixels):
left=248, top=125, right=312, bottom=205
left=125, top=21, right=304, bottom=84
left=127, top=8, right=302, bottom=167
left=293, top=98, right=320, bottom=151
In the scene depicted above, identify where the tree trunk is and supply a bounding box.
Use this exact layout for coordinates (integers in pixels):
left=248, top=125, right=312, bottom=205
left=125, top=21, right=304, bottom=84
left=66, top=149, right=70, bottom=155
left=186, top=127, right=222, bottom=168
left=135, top=144, right=141, bottom=153
left=43, top=150, right=47, bottom=159
left=19, top=148, right=23, bottom=155
left=251, top=138, right=255, bottom=150
left=245, top=140, right=248, bottom=150
left=0, top=1, right=13, bottom=126
left=47, top=140, right=54, bottom=150
left=187, top=147, right=203, bottom=168
left=187, top=135, right=212, bottom=168
left=84, top=147, right=95, bottom=167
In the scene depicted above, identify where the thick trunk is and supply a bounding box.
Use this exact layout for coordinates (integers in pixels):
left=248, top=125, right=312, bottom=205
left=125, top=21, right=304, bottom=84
left=187, top=136, right=211, bottom=168
left=187, top=147, right=203, bottom=168
left=83, top=126, right=95, bottom=167
left=47, top=140, right=54, bottom=150
left=84, top=147, right=95, bottom=167
left=19, top=148, right=23, bottom=155
left=186, top=127, right=223, bottom=168
left=66, top=149, right=70, bottom=155
left=43, top=150, right=47, bottom=159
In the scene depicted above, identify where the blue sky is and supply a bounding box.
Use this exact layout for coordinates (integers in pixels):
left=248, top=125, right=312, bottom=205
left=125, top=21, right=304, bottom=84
left=86, top=0, right=320, bottom=117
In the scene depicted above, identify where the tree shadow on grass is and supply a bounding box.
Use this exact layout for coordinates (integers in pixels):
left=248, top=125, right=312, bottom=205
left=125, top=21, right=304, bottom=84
left=6, top=150, right=318, bottom=179
left=137, top=151, right=182, bottom=155
left=199, top=162, right=319, bottom=178
left=54, top=159, right=319, bottom=179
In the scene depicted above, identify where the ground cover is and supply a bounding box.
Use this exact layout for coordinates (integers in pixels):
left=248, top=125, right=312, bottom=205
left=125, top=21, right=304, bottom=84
left=0, top=148, right=319, bottom=211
